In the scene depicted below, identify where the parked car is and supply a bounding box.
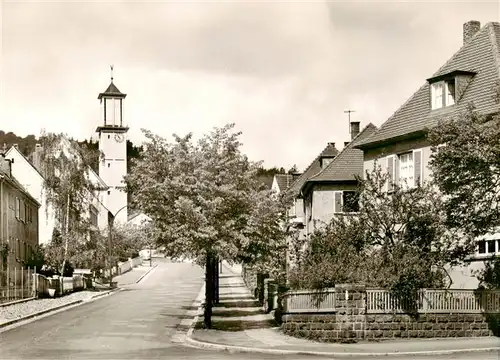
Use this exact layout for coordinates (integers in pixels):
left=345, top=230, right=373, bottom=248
left=139, top=249, right=151, bottom=261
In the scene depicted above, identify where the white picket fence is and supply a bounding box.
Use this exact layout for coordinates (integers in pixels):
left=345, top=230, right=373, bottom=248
left=282, top=288, right=500, bottom=314
left=366, top=288, right=500, bottom=314
left=283, top=288, right=336, bottom=313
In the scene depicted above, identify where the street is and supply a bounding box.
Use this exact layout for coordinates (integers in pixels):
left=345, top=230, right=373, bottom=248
left=0, top=258, right=497, bottom=360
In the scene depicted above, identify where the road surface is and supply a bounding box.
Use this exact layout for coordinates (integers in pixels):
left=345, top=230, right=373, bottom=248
left=0, top=258, right=496, bottom=360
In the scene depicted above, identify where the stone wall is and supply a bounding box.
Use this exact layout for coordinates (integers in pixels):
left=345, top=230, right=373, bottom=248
left=241, top=265, right=269, bottom=305
left=282, top=284, right=497, bottom=342
left=242, top=265, right=257, bottom=294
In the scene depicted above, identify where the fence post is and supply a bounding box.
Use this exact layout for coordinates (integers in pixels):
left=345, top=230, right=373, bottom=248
left=14, top=267, right=17, bottom=301
left=6, top=266, right=9, bottom=301
left=421, top=289, right=428, bottom=313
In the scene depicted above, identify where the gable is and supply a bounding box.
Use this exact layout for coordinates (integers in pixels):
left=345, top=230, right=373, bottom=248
left=301, top=124, right=377, bottom=194
left=88, top=167, right=108, bottom=190
left=357, top=22, right=500, bottom=149
left=274, top=174, right=293, bottom=192
left=287, top=142, right=339, bottom=197
left=5, top=146, right=44, bottom=181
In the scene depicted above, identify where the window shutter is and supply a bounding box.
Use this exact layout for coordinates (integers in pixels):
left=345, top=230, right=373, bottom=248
left=387, top=156, right=394, bottom=192
left=334, top=191, right=342, bottom=213
left=394, top=156, right=400, bottom=187
left=413, top=149, right=422, bottom=186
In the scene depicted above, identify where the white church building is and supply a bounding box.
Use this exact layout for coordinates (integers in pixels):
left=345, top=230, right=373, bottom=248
left=5, top=74, right=133, bottom=245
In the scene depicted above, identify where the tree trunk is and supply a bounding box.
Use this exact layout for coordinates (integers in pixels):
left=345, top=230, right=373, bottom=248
left=214, top=255, right=219, bottom=304
left=60, top=193, right=71, bottom=276
left=204, top=251, right=213, bottom=329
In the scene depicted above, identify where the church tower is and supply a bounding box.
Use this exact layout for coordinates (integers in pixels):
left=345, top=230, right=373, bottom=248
left=96, top=66, right=128, bottom=224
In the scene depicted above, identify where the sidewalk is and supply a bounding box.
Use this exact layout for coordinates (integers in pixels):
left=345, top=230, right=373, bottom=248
left=114, top=263, right=157, bottom=286
left=0, top=262, right=157, bottom=330
left=189, top=263, right=500, bottom=356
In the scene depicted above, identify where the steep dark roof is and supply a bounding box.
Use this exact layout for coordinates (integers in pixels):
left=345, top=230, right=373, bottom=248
left=256, top=175, right=274, bottom=190
left=320, top=143, right=338, bottom=157
left=356, top=22, right=500, bottom=149
left=287, top=142, right=339, bottom=197
left=301, top=124, right=377, bottom=194
left=274, top=174, right=294, bottom=192
left=127, top=211, right=141, bottom=222
left=98, top=81, right=127, bottom=100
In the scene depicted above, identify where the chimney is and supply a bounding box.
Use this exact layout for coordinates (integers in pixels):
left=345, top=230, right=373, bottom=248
left=0, top=154, right=12, bottom=177
left=344, top=141, right=350, bottom=147
left=463, top=20, right=480, bottom=45
left=13, top=144, right=19, bottom=150
left=350, top=121, right=360, bottom=140
left=328, top=142, right=335, bottom=148
left=32, top=146, right=43, bottom=172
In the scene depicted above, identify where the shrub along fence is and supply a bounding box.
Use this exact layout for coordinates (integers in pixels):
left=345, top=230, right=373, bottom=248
left=281, top=285, right=500, bottom=342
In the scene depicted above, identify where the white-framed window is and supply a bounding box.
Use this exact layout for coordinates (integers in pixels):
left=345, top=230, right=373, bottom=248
left=431, top=82, right=444, bottom=109
left=399, top=152, right=414, bottom=188
left=387, top=149, right=423, bottom=191
left=89, top=205, right=98, bottom=227
left=334, top=191, right=360, bottom=213
left=477, top=239, right=499, bottom=256
left=431, top=80, right=456, bottom=110
left=15, top=197, right=20, bottom=220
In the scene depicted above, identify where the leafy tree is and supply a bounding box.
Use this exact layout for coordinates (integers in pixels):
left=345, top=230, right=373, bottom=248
left=428, top=105, right=500, bottom=238
left=125, top=123, right=289, bottom=328
left=476, top=257, right=500, bottom=290
left=289, top=166, right=472, bottom=311
left=112, top=220, right=153, bottom=261
left=22, top=244, right=45, bottom=271
left=38, top=132, right=102, bottom=276
left=287, top=164, right=299, bottom=174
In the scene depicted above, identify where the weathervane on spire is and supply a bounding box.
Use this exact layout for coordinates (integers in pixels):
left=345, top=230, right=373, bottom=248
left=110, top=64, right=114, bottom=82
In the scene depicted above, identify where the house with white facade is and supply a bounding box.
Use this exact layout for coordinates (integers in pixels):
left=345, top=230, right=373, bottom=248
left=5, top=74, right=131, bottom=244
left=354, top=20, right=500, bottom=289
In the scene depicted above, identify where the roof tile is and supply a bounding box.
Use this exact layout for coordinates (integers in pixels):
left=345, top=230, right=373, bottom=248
left=287, top=142, right=339, bottom=196
left=304, top=124, right=377, bottom=188
left=357, top=22, right=500, bottom=148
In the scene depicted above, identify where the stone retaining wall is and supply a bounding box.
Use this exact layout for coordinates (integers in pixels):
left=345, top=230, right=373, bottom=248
left=282, top=284, right=497, bottom=342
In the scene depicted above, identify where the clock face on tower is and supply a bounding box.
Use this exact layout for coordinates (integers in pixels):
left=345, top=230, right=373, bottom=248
left=114, top=133, right=125, bottom=143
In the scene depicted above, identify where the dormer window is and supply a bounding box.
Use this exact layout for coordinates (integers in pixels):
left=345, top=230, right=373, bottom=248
left=431, top=79, right=455, bottom=110
left=320, top=157, right=333, bottom=169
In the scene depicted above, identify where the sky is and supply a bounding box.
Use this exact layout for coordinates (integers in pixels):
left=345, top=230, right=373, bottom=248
left=1, top=0, right=499, bottom=171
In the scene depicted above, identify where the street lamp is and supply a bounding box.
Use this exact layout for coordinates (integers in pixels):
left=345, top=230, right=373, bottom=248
left=107, top=205, right=127, bottom=287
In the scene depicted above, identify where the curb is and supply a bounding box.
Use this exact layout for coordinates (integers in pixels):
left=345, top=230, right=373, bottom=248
left=170, top=282, right=205, bottom=344
left=184, top=263, right=500, bottom=357
left=184, top=335, right=500, bottom=357
left=185, top=283, right=205, bottom=335
left=89, top=287, right=122, bottom=299
left=0, top=297, right=36, bottom=308
left=0, top=288, right=122, bottom=330
left=0, top=299, right=84, bottom=329
left=135, top=264, right=158, bottom=284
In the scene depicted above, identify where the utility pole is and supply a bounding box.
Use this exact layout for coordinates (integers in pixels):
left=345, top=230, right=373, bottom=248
left=344, top=109, right=356, bottom=134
